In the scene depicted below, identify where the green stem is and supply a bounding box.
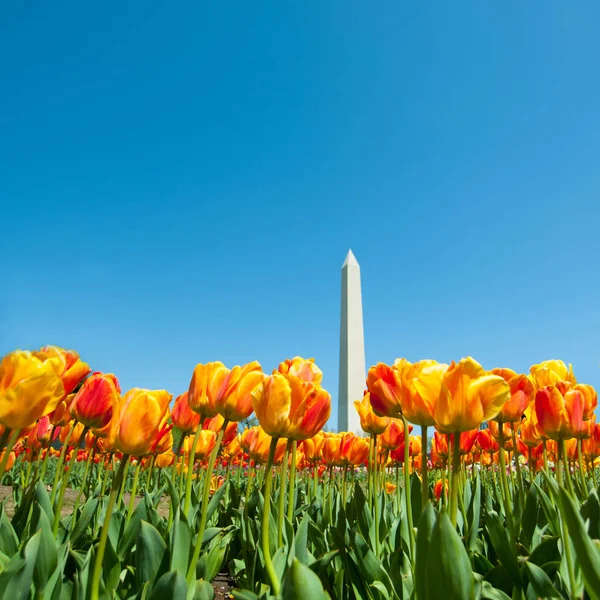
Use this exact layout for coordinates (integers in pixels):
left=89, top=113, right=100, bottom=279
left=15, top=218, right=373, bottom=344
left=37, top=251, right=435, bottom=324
left=402, top=417, right=414, bottom=556
left=342, top=463, right=348, bottom=508
left=184, top=417, right=206, bottom=517
left=71, top=447, right=95, bottom=533
left=90, top=456, right=128, bottom=600
left=497, top=427, right=515, bottom=538
left=450, top=432, right=461, bottom=528
left=287, top=440, right=297, bottom=523
left=510, top=423, right=524, bottom=509
left=277, top=439, right=291, bottom=547
left=53, top=427, right=87, bottom=535
left=556, top=442, right=577, bottom=598
left=368, top=434, right=375, bottom=509
left=146, top=454, right=156, bottom=492
left=117, top=458, right=131, bottom=506
left=260, top=438, right=280, bottom=595
left=126, top=460, right=141, bottom=525
left=186, top=423, right=226, bottom=584
left=50, top=422, right=76, bottom=504
left=421, top=424, right=429, bottom=508
left=313, top=463, right=318, bottom=499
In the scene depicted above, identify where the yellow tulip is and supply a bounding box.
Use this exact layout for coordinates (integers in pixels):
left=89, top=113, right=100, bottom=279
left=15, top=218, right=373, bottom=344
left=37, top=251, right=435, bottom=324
left=0, top=350, right=65, bottom=430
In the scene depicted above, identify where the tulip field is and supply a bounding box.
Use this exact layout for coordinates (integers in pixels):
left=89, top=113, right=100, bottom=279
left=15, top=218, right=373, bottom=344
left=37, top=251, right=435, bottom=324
left=2, top=349, right=600, bottom=599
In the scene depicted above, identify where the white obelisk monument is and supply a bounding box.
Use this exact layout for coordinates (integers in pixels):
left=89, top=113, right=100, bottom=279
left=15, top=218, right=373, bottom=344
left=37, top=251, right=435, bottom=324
left=338, top=249, right=366, bottom=434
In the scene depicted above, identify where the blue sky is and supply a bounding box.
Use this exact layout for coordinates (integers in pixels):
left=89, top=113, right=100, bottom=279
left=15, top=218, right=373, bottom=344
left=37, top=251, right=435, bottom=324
left=2, top=1, right=599, bottom=428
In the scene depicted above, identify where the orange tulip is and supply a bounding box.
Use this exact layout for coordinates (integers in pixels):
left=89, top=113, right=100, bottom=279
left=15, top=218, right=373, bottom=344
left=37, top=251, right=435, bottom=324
left=245, top=426, right=286, bottom=464
left=407, top=360, right=448, bottom=426
left=69, top=372, right=120, bottom=435
left=339, top=433, right=369, bottom=466
left=385, top=482, right=397, bottom=494
left=35, top=415, right=55, bottom=446
left=152, top=427, right=173, bottom=455
left=276, top=357, right=323, bottom=385
left=188, top=362, right=226, bottom=418
left=209, top=361, right=264, bottom=422
left=0, top=450, right=15, bottom=471
left=155, top=451, right=175, bottom=468
left=519, top=405, right=541, bottom=447
left=301, top=433, right=325, bottom=463
left=354, top=392, right=390, bottom=435
left=366, top=361, right=411, bottom=419
left=204, top=414, right=238, bottom=446
left=60, top=420, right=86, bottom=447
left=530, top=360, right=576, bottom=389
left=0, top=350, right=65, bottom=429
left=433, top=478, right=445, bottom=500
left=379, top=419, right=408, bottom=451
left=183, top=429, right=217, bottom=461
left=109, top=388, right=172, bottom=456
left=50, top=398, right=72, bottom=426
left=535, top=382, right=587, bottom=440
left=33, top=346, right=91, bottom=395
left=323, top=433, right=342, bottom=466
left=487, top=420, right=514, bottom=450
left=573, top=383, right=598, bottom=421
left=490, top=369, right=535, bottom=423
left=222, top=435, right=242, bottom=460
left=432, top=357, right=510, bottom=433
left=172, top=392, right=201, bottom=433
left=476, top=428, right=499, bottom=454
left=251, top=373, right=331, bottom=440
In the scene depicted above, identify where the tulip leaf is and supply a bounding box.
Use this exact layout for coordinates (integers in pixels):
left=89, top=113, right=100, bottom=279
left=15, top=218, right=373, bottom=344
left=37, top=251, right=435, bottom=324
left=425, top=510, right=475, bottom=600
left=282, top=558, right=327, bottom=600
left=520, top=483, right=539, bottom=550
left=71, top=496, right=99, bottom=545
left=555, top=487, right=600, bottom=600
left=0, top=529, right=41, bottom=600
left=196, top=535, right=226, bottom=582
left=0, top=512, right=18, bottom=556
left=31, top=507, right=58, bottom=593
left=486, top=511, right=522, bottom=587
left=415, top=502, right=436, bottom=600
left=136, top=521, right=167, bottom=587
left=467, top=475, right=481, bottom=552
left=191, top=579, right=214, bottom=600
left=206, top=482, right=229, bottom=526
left=169, top=510, right=191, bottom=573
left=523, top=561, right=561, bottom=598
left=150, top=571, right=187, bottom=600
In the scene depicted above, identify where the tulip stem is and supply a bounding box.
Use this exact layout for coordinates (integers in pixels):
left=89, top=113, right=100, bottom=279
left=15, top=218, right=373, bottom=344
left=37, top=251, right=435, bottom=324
left=421, top=425, right=428, bottom=508
left=497, top=427, right=515, bottom=539
left=183, top=417, right=206, bottom=518
left=510, top=423, right=525, bottom=511
left=450, top=432, right=461, bottom=528
left=277, top=440, right=291, bottom=547
left=402, top=417, right=415, bottom=556
left=50, top=421, right=76, bottom=504
left=0, top=429, right=19, bottom=485
left=542, top=441, right=549, bottom=473
left=259, top=438, right=280, bottom=596
left=126, top=460, right=141, bottom=526
left=287, top=440, right=297, bottom=523
left=187, top=423, right=226, bottom=585
left=71, top=447, right=95, bottom=533
left=117, top=458, right=131, bottom=507
left=54, top=427, right=87, bottom=535
left=576, top=440, right=587, bottom=496
left=146, top=455, right=156, bottom=492
left=90, top=455, right=128, bottom=600
left=367, top=434, right=375, bottom=510
left=313, top=463, right=318, bottom=500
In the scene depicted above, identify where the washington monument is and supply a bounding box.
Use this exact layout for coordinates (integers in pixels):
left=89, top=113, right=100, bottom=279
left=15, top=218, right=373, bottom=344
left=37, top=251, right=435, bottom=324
left=338, top=250, right=366, bottom=434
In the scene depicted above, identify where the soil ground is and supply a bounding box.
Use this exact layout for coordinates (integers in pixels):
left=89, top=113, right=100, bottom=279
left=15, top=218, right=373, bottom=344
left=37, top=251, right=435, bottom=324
left=0, top=485, right=235, bottom=599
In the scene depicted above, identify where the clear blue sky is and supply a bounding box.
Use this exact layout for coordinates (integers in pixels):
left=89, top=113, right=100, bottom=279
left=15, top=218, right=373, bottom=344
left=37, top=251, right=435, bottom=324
left=2, top=1, right=599, bottom=428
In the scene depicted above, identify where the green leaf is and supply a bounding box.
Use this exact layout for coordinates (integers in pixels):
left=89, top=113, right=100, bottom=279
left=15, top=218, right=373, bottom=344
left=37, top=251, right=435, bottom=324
left=169, top=509, right=191, bottom=573
left=486, top=511, right=522, bottom=588
left=466, top=475, right=481, bottom=552
left=149, top=571, right=187, bottom=600
left=196, top=536, right=226, bottom=582
left=71, top=496, right=99, bottom=545
left=523, top=561, right=561, bottom=598
left=425, top=510, right=475, bottom=600
left=191, top=579, right=214, bottom=600
left=281, top=558, right=327, bottom=600
left=415, top=502, right=436, bottom=600
left=31, top=508, right=58, bottom=593
left=520, top=484, right=539, bottom=550
left=136, top=521, right=167, bottom=587
left=206, top=481, right=228, bottom=525
left=555, top=487, right=600, bottom=600
left=0, top=513, right=18, bottom=556
left=294, top=513, right=310, bottom=565
left=0, top=529, right=41, bottom=600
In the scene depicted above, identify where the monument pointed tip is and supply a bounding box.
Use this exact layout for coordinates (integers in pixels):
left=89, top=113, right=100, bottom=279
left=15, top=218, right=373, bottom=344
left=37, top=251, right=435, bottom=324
left=342, top=249, right=359, bottom=267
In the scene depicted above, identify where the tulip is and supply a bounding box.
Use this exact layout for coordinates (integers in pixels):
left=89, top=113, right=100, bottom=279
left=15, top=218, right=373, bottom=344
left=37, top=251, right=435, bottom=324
left=487, top=421, right=514, bottom=450
left=50, top=398, right=72, bottom=426
left=209, top=361, right=264, bottom=422
left=70, top=372, right=120, bottom=436
left=155, top=451, right=175, bottom=469
left=519, top=406, right=541, bottom=447
left=477, top=429, right=499, bottom=454
left=323, top=434, right=342, bottom=466
left=354, top=392, right=390, bottom=435
left=0, top=350, right=65, bottom=430
left=276, top=357, right=323, bottom=384
left=171, top=392, right=201, bottom=433
left=251, top=373, right=331, bottom=441
left=35, top=415, right=55, bottom=446
left=183, top=429, right=217, bottom=461
left=490, top=369, right=535, bottom=423
left=385, top=482, right=397, bottom=494
left=204, top=414, right=238, bottom=446
left=222, top=435, right=242, bottom=461
left=379, top=419, right=408, bottom=451
left=188, top=362, right=226, bottom=418
left=535, top=383, right=587, bottom=441
left=573, top=383, right=598, bottom=421
left=301, top=432, right=325, bottom=463
left=109, top=388, right=172, bottom=457
left=339, top=433, right=369, bottom=466
left=366, top=361, right=411, bottom=419
left=530, top=360, right=576, bottom=389
left=60, top=419, right=86, bottom=447
left=430, top=358, right=511, bottom=434
left=34, top=346, right=91, bottom=395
